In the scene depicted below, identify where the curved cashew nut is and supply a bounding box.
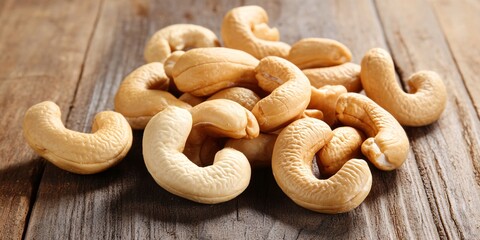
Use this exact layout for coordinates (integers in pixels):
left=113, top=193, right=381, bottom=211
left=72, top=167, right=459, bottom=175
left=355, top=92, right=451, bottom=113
left=287, top=38, right=352, bottom=69
left=207, top=87, right=261, bottom=111
left=114, top=62, right=191, bottom=129
left=317, top=126, right=366, bottom=177
left=361, top=48, right=447, bottom=126
left=272, top=117, right=372, bottom=213
left=308, top=85, right=347, bottom=126
left=303, top=63, right=362, bottom=92
left=221, top=5, right=291, bottom=59
left=164, top=50, right=185, bottom=79
left=23, top=101, right=132, bottom=174
left=336, top=93, right=410, bottom=170
left=144, top=24, right=220, bottom=63
left=143, top=106, right=251, bottom=204
left=252, top=56, right=311, bottom=132
left=225, top=133, right=278, bottom=168
left=172, top=47, right=259, bottom=96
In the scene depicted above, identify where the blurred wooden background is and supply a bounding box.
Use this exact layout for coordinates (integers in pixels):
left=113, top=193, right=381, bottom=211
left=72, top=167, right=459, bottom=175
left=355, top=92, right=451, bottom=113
left=0, top=0, right=479, bottom=239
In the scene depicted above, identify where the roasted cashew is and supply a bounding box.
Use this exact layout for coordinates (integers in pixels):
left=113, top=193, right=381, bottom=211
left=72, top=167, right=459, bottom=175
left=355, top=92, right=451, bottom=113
left=272, top=117, right=372, bottom=213
left=207, top=87, right=261, bottom=111
left=143, top=106, right=251, bottom=204
left=252, top=56, right=311, bottom=132
left=336, top=93, right=409, bottom=170
left=184, top=99, right=260, bottom=166
left=287, top=38, right=352, bottom=69
left=172, top=47, right=259, bottom=96
left=225, top=133, right=277, bottom=168
left=361, top=48, right=447, bottom=126
left=221, top=5, right=291, bottom=59
left=144, top=24, right=220, bottom=63
left=114, top=62, right=191, bottom=129
left=164, top=50, right=185, bottom=79
left=23, top=101, right=132, bottom=174
left=303, top=63, right=362, bottom=92
left=317, top=126, right=366, bottom=177
left=308, top=85, right=347, bottom=126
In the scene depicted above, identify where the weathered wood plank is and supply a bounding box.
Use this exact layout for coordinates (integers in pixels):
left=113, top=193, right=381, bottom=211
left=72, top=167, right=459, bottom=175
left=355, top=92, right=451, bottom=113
left=0, top=0, right=102, bottom=239
left=374, top=0, right=480, bottom=238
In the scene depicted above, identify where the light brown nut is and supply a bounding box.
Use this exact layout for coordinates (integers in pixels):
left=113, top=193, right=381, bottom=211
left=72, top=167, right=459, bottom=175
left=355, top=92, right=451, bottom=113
left=302, top=63, right=362, bottom=92
left=23, top=101, right=132, bottom=174
left=172, top=47, right=259, bottom=96
left=164, top=50, right=185, bottom=79
left=221, top=5, right=291, bottom=59
left=178, top=93, right=205, bottom=107
left=225, top=133, right=278, bottom=168
left=317, top=126, right=366, bottom=177
left=272, top=117, right=372, bottom=213
left=144, top=24, right=220, bottom=63
left=114, top=63, right=191, bottom=129
left=252, top=56, right=311, bottom=132
left=361, top=48, right=447, bottom=126
left=308, top=85, right=348, bottom=126
left=287, top=38, right=352, bottom=69
left=207, top=87, right=261, bottom=111
left=184, top=99, right=260, bottom=165
left=143, top=106, right=251, bottom=204
left=336, top=93, right=410, bottom=171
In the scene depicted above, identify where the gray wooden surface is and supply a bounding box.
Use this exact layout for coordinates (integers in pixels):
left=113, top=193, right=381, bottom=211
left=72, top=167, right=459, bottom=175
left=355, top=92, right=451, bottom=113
left=0, top=0, right=479, bottom=239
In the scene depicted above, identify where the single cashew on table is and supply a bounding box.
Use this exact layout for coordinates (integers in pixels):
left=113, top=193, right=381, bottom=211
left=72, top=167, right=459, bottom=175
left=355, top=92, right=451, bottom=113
left=142, top=106, right=252, bottom=204
left=23, top=101, right=133, bottom=174
left=272, top=117, right=372, bottom=213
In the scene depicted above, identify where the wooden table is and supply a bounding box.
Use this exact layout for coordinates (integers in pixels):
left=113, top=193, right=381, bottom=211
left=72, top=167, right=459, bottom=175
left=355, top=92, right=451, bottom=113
left=1, top=0, right=479, bottom=239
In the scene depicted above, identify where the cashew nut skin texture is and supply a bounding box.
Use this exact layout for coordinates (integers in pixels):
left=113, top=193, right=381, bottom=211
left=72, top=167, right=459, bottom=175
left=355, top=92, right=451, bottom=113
left=302, top=63, right=362, bottom=92
left=252, top=56, right=312, bottom=132
left=317, top=126, right=366, bottom=177
left=336, top=93, right=410, bottom=171
left=207, top=87, right=261, bottom=111
left=308, top=85, right=347, bottom=126
left=114, top=62, right=191, bottom=129
left=172, top=47, right=260, bottom=97
left=221, top=5, right=291, bottom=59
left=272, top=117, right=372, bottom=213
left=287, top=38, right=352, bottom=70
left=144, top=24, right=220, bottom=63
left=361, top=48, right=447, bottom=126
left=143, top=106, right=251, bottom=204
left=23, top=101, right=133, bottom=174
left=225, top=133, right=278, bottom=168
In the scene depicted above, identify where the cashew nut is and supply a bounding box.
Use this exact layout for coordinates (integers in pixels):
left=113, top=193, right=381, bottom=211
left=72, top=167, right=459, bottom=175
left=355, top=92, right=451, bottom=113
left=221, top=5, right=291, bottom=59
left=272, top=117, right=372, bottom=213
left=308, top=85, right=347, bottom=126
left=114, top=62, right=191, bottom=129
left=252, top=56, right=311, bottom=132
left=179, top=93, right=205, bottom=107
left=302, top=63, right=362, bottom=92
left=184, top=99, right=259, bottom=165
left=317, top=126, right=366, bottom=177
left=144, top=24, right=220, bottom=63
left=164, top=50, right=185, bottom=79
left=287, top=38, right=352, bottom=69
left=360, top=48, right=447, bottom=126
left=207, top=87, right=261, bottom=111
left=23, top=101, right=133, bottom=174
left=143, top=106, right=251, bottom=204
left=336, top=93, right=409, bottom=170
left=172, top=47, right=259, bottom=96
left=225, top=133, right=278, bottom=168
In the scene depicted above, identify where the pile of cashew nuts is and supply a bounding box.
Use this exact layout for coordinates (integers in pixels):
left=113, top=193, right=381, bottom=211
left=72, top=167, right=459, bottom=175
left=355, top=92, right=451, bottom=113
left=23, top=6, right=447, bottom=214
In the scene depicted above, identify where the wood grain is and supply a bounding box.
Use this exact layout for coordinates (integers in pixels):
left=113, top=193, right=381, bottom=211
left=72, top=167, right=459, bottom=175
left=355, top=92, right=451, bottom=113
left=374, top=0, right=480, bottom=238
left=0, top=0, right=102, bottom=239
left=1, top=0, right=478, bottom=239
